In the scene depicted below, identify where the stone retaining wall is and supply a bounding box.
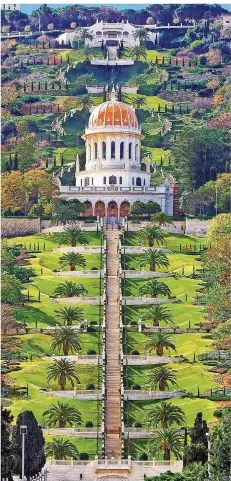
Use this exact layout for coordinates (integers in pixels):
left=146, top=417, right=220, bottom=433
left=185, top=217, right=211, bottom=236
left=2, top=217, right=41, bottom=238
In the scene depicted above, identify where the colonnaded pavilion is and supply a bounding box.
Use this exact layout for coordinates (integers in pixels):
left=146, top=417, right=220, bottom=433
left=59, top=88, right=174, bottom=222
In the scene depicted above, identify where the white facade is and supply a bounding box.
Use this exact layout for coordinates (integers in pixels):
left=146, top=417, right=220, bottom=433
left=59, top=91, right=173, bottom=221
left=58, top=20, right=139, bottom=48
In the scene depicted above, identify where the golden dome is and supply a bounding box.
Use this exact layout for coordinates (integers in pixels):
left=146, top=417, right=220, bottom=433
left=88, top=99, right=139, bottom=130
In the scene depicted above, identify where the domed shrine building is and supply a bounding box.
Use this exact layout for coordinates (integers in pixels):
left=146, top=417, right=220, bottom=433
left=59, top=90, right=174, bottom=223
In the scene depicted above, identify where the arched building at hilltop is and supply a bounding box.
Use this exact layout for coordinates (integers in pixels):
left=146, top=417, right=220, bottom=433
left=59, top=89, right=174, bottom=223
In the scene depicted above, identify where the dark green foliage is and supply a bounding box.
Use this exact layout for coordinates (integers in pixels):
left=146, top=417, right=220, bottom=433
left=1, top=408, right=14, bottom=481
left=12, top=411, right=46, bottom=477
left=211, top=409, right=231, bottom=481
left=173, top=124, right=230, bottom=191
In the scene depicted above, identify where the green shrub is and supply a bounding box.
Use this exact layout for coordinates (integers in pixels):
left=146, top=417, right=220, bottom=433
left=85, top=421, right=93, bottom=427
left=86, top=383, right=95, bottom=390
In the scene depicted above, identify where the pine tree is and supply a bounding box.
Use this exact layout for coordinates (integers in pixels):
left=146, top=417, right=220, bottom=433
left=12, top=411, right=46, bottom=478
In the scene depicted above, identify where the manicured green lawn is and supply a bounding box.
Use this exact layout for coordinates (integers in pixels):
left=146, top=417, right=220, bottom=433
left=14, top=332, right=101, bottom=356
left=123, top=232, right=206, bottom=250
left=126, top=332, right=214, bottom=360
left=121, top=48, right=170, bottom=62
left=123, top=93, right=171, bottom=109
left=124, top=276, right=201, bottom=303
left=15, top=300, right=101, bottom=328
left=10, top=360, right=102, bottom=426
left=125, top=304, right=204, bottom=329
left=141, top=147, right=171, bottom=166
left=123, top=252, right=202, bottom=276
left=126, top=363, right=218, bottom=396
left=34, top=252, right=102, bottom=272
left=60, top=48, right=104, bottom=62
left=8, top=231, right=102, bottom=250
left=54, top=147, right=84, bottom=165
left=23, top=276, right=100, bottom=298
left=44, top=436, right=99, bottom=459
left=126, top=397, right=218, bottom=427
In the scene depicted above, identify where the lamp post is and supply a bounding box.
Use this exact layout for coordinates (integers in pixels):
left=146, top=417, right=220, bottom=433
left=206, top=430, right=211, bottom=479
left=20, top=425, right=27, bottom=481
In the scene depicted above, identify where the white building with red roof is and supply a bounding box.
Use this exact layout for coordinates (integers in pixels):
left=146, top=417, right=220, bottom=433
left=59, top=89, right=173, bottom=223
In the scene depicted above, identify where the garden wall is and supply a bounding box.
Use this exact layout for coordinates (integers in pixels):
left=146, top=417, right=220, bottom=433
left=185, top=217, right=211, bottom=236
left=2, top=218, right=41, bottom=238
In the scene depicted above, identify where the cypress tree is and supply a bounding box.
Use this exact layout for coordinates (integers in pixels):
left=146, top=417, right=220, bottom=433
left=12, top=411, right=46, bottom=478
left=1, top=408, right=14, bottom=481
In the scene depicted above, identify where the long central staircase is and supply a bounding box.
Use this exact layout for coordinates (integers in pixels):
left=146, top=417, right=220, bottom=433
left=105, top=229, right=121, bottom=458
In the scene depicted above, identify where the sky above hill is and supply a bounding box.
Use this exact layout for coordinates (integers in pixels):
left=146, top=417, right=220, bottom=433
left=20, top=4, right=231, bottom=15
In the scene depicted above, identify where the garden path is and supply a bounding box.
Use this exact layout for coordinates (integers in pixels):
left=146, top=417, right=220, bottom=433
left=105, top=229, right=121, bottom=458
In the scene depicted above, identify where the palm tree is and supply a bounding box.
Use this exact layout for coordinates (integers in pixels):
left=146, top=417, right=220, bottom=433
left=59, top=252, right=86, bottom=271
left=131, top=46, right=147, bottom=61
left=46, top=358, right=80, bottom=391
left=141, top=305, right=173, bottom=327
left=148, top=428, right=183, bottom=461
left=51, top=326, right=82, bottom=356
left=78, top=94, right=93, bottom=111
left=51, top=204, right=79, bottom=226
left=55, top=306, right=84, bottom=327
left=139, top=280, right=171, bottom=299
left=61, top=227, right=89, bottom=247
left=133, top=27, right=149, bottom=42
left=53, top=281, right=88, bottom=298
left=148, top=401, right=185, bottom=429
left=145, top=332, right=176, bottom=356
left=78, top=28, right=93, bottom=42
left=45, top=438, right=79, bottom=460
left=151, top=212, right=173, bottom=227
left=140, top=249, right=169, bottom=272
left=82, top=46, right=92, bottom=61
left=43, top=402, right=82, bottom=428
left=138, top=226, right=165, bottom=247
left=148, top=366, right=178, bottom=391
left=131, top=96, right=147, bottom=109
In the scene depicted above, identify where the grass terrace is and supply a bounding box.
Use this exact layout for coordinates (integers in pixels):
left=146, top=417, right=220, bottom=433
left=8, top=232, right=103, bottom=250
left=122, top=232, right=206, bottom=250
left=13, top=332, right=101, bottom=356
left=44, top=436, right=99, bottom=459
left=123, top=93, right=172, bottom=110
left=15, top=299, right=101, bottom=329
left=126, top=363, right=219, bottom=396
left=123, top=253, right=202, bottom=275
left=125, top=304, right=204, bottom=329
left=126, top=397, right=218, bottom=428
left=126, top=332, right=214, bottom=360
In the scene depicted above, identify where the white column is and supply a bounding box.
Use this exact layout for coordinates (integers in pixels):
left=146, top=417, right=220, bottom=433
left=132, top=139, right=136, bottom=161
left=106, top=137, right=111, bottom=162
left=91, top=138, right=94, bottom=161
left=124, top=137, right=129, bottom=160
left=115, top=138, right=120, bottom=162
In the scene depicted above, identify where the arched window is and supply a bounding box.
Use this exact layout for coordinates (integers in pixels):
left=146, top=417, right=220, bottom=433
left=92, top=177, right=94, bottom=185
left=129, top=142, right=132, bottom=160
left=136, top=177, right=142, bottom=186
left=120, top=142, right=124, bottom=159
left=102, top=141, right=106, bottom=159
left=103, top=176, right=106, bottom=185
left=144, top=179, right=146, bottom=186
left=132, top=177, right=134, bottom=186
left=80, top=179, right=83, bottom=186
left=109, top=175, right=117, bottom=185
left=119, top=176, right=122, bottom=185
left=111, top=141, right=115, bottom=159
left=94, top=143, right=97, bottom=160
left=135, top=144, right=138, bottom=161
left=84, top=177, right=90, bottom=186
left=89, top=144, right=91, bottom=161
